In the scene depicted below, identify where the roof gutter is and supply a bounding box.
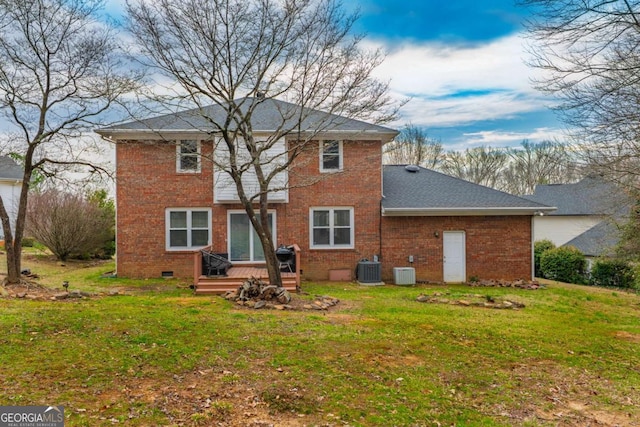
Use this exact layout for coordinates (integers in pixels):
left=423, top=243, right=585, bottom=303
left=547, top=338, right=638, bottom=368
left=381, top=206, right=557, bottom=217
left=0, top=177, right=23, bottom=184
left=95, top=128, right=399, bottom=143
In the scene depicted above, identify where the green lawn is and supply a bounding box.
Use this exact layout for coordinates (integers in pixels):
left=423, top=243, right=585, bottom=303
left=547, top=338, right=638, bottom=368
left=1, top=252, right=639, bottom=426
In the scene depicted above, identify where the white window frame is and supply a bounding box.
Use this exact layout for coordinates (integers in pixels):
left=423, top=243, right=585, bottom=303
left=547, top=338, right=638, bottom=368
left=309, top=207, right=354, bottom=249
left=176, top=140, right=201, bottom=173
left=165, top=208, right=211, bottom=251
left=319, top=140, right=343, bottom=172
left=227, top=210, right=277, bottom=263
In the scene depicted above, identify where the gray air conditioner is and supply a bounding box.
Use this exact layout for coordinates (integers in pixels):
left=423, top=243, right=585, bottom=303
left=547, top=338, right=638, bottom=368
left=357, top=260, right=382, bottom=283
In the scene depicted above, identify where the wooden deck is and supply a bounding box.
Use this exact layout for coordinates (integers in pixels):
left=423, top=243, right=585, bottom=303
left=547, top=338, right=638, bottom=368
left=193, top=245, right=301, bottom=295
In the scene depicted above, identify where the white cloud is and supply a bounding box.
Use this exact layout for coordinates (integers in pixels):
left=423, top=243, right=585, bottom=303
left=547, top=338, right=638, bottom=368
left=370, top=34, right=537, bottom=96
left=367, top=33, right=557, bottom=130
left=396, top=91, right=539, bottom=128
left=460, top=128, right=567, bottom=148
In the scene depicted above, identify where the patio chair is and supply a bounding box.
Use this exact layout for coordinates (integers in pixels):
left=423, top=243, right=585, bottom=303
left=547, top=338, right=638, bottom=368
left=201, top=250, right=232, bottom=277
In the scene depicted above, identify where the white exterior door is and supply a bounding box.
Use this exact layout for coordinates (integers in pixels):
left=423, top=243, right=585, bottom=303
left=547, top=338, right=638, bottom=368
left=443, top=231, right=466, bottom=283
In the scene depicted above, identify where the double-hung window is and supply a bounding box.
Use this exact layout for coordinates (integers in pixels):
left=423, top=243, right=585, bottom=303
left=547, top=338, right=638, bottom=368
left=166, top=208, right=211, bottom=250
left=320, top=140, right=342, bottom=172
left=310, top=207, right=354, bottom=249
left=228, top=211, right=276, bottom=262
left=176, top=140, right=200, bottom=172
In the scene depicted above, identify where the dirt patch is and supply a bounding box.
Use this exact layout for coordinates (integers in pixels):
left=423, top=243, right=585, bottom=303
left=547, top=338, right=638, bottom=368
left=70, top=367, right=325, bottom=426
left=499, top=360, right=640, bottom=426
left=1, top=281, right=120, bottom=301
left=612, top=331, right=640, bottom=343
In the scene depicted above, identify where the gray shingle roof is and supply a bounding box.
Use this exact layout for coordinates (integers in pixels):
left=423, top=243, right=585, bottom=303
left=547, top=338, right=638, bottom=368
left=524, top=177, right=629, bottom=216
left=0, top=156, right=23, bottom=180
left=97, top=97, right=397, bottom=138
left=563, top=220, right=619, bottom=257
left=382, top=165, right=553, bottom=215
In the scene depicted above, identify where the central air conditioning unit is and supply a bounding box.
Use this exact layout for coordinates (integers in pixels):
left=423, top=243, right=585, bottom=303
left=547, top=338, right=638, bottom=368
left=357, top=260, right=382, bottom=283
left=393, top=267, right=416, bottom=285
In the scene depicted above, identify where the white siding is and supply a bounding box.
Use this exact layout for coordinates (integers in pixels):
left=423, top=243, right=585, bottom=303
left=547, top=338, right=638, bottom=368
left=0, top=181, right=21, bottom=240
left=532, top=216, right=602, bottom=247
left=214, top=137, right=288, bottom=203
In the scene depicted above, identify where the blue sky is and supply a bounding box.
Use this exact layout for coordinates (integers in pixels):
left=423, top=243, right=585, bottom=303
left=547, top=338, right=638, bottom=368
left=101, top=0, right=562, bottom=150
left=344, top=0, right=564, bottom=149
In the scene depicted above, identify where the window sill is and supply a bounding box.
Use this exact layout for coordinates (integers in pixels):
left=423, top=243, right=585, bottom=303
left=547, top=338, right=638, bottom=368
left=165, top=247, right=207, bottom=253
left=309, top=246, right=355, bottom=251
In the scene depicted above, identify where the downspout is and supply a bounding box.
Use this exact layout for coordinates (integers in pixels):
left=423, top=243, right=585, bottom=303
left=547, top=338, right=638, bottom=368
left=379, top=198, right=383, bottom=261
left=531, top=215, right=535, bottom=280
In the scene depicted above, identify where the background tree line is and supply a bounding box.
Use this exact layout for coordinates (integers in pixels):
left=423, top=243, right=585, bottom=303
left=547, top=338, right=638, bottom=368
left=384, top=124, right=582, bottom=195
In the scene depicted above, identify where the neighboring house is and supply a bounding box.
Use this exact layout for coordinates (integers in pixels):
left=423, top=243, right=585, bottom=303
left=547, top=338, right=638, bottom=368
left=0, top=156, right=23, bottom=242
left=97, top=98, right=553, bottom=285
left=525, top=177, right=631, bottom=260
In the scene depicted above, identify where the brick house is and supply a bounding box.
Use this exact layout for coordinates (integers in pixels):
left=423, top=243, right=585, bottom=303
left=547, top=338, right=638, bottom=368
left=97, top=98, right=552, bottom=288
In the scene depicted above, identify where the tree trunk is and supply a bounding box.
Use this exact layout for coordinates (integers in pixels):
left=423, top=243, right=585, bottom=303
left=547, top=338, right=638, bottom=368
left=1, top=162, right=32, bottom=285
left=234, top=180, right=283, bottom=288
left=0, top=196, right=20, bottom=284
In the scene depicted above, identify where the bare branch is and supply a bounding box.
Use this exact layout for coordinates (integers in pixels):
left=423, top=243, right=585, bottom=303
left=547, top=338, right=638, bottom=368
left=125, top=0, right=399, bottom=287
left=0, top=0, right=139, bottom=283
left=521, top=0, right=640, bottom=193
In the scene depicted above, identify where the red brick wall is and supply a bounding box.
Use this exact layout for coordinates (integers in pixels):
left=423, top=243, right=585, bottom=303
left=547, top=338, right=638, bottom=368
left=115, top=140, right=215, bottom=278
left=278, top=139, right=382, bottom=280
left=380, top=216, right=533, bottom=282
left=116, top=138, right=532, bottom=282
left=115, top=138, right=383, bottom=280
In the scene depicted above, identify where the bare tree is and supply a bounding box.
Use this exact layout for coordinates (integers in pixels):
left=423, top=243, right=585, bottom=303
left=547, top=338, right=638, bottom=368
left=0, top=0, right=137, bottom=284
left=501, top=140, right=580, bottom=195
left=126, top=0, right=397, bottom=287
left=383, top=124, right=443, bottom=168
left=440, top=146, right=508, bottom=189
left=26, top=190, right=114, bottom=261
left=521, top=0, right=640, bottom=193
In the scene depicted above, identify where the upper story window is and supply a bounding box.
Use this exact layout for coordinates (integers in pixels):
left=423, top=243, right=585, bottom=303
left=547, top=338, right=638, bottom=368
left=176, top=140, right=201, bottom=173
left=310, top=207, right=354, bottom=249
left=320, top=140, right=343, bottom=172
left=166, top=208, right=211, bottom=251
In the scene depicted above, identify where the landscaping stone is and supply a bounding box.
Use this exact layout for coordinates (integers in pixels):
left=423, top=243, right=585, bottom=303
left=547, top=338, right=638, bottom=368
left=225, top=277, right=340, bottom=311
left=416, top=293, right=525, bottom=309
left=468, top=278, right=544, bottom=290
